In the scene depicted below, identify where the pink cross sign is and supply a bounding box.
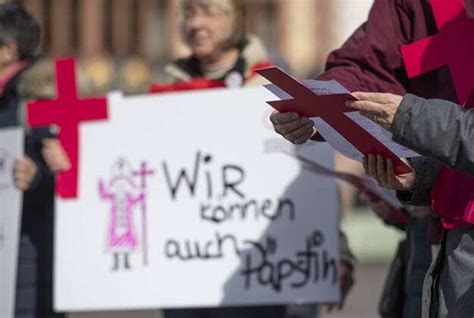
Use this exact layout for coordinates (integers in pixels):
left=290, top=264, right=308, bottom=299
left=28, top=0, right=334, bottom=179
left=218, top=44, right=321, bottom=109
left=401, top=0, right=474, bottom=104
left=27, top=58, right=108, bottom=199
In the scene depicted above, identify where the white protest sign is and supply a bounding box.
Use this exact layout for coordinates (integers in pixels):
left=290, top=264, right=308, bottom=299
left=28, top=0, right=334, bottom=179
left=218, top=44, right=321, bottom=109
left=55, top=87, right=340, bottom=311
left=0, top=127, right=24, bottom=318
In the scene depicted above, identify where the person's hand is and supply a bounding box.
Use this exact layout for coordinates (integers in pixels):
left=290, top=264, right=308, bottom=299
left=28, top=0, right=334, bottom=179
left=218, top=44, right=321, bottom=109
left=346, top=92, right=403, bottom=130
left=42, top=139, right=71, bottom=174
left=363, top=154, right=415, bottom=191
left=327, top=261, right=355, bottom=312
left=14, top=155, right=38, bottom=191
left=269, top=111, right=315, bottom=144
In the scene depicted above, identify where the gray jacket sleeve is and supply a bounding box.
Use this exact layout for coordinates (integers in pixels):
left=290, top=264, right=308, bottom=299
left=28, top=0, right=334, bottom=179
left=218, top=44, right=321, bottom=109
left=392, top=94, right=474, bottom=175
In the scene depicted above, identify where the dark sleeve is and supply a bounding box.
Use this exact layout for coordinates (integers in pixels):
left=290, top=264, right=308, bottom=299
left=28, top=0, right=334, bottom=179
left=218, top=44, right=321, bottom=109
left=339, top=230, right=356, bottom=269
left=317, top=0, right=412, bottom=94
left=23, top=128, right=55, bottom=196
left=392, top=94, right=474, bottom=175
left=396, top=157, right=441, bottom=206
left=382, top=208, right=408, bottom=231
left=23, top=130, right=43, bottom=191
left=382, top=218, right=406, bottom=231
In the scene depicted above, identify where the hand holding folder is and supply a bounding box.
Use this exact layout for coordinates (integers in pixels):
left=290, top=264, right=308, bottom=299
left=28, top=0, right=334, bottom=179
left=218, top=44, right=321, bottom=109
left=258, top=66, right=417, bottom=176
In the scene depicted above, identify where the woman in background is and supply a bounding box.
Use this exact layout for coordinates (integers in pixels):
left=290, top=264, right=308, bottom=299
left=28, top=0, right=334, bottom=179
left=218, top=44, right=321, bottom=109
left=0, top=4, right=70, bottom=317
left=149, top=0, right=272, bottom=93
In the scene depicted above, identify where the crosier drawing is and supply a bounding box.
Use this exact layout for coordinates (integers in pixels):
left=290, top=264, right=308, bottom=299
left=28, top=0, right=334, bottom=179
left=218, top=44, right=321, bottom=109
left=98, top=158, right=154, bottom=271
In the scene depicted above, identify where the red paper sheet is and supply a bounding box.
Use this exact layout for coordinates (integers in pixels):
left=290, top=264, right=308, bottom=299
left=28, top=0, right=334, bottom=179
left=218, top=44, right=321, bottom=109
left=257, top=67, right=412, bottom=175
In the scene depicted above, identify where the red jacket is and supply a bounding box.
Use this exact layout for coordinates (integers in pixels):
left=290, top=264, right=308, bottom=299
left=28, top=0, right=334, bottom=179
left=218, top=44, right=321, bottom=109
left=149, top=62, right=272, bottom=93
left=316, top=0, right=474, bottom=228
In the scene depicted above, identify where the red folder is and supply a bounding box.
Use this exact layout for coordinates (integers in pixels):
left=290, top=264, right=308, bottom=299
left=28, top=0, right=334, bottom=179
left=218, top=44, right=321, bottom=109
left=257, top=66, right=412, bottom=175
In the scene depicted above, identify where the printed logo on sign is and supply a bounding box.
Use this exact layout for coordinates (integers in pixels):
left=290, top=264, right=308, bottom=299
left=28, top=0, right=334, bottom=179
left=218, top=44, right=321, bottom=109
left=98, top=158, right=154, bottom=271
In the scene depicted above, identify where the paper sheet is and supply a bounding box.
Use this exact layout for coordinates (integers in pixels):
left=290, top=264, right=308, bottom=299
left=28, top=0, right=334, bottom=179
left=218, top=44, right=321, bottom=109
left=345, top=112, right=420, bottom=158
left=303, top=79, right=351, bottom=95
left=311, top=117, right=363, bottom=161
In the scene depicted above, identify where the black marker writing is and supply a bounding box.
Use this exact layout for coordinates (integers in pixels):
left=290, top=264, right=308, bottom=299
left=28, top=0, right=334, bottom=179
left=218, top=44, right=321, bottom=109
left=164, top=232, right=241, bottom=261
left=240, top=231, right=337, bottom=292
left=200, top=198, right=295, bottom=224
left=162, top=151, right=246, bottom=201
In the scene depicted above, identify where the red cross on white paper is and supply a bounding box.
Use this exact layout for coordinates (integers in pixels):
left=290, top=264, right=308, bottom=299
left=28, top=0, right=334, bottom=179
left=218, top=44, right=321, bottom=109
left=401, top=0, right=474, bottom=104
left=27, top=58, right=108, bottom=199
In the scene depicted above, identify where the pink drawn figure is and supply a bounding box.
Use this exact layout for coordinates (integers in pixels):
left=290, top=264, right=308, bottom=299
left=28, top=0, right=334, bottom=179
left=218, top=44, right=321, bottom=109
left=98, top=158, right=154, bottom=271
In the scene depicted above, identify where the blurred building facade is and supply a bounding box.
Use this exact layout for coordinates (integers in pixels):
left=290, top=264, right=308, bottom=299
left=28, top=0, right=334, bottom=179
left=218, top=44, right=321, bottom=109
left=3, top=0, right=373, bottom=94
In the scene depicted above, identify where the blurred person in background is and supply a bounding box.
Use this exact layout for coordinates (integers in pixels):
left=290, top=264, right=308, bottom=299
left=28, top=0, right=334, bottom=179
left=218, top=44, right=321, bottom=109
left=0, top=4, right=70, bottom=317
left=149, top=0, right=272, bottom=93
left=150, top=0, right=355, bottom=317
